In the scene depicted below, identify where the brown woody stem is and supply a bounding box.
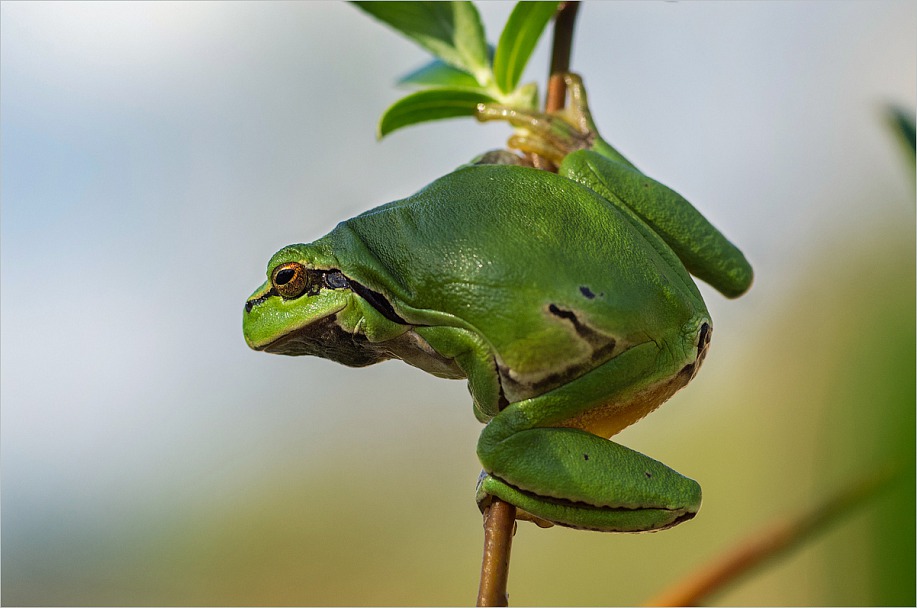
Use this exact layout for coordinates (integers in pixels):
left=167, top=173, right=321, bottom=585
left=644, top=465, right=900, bottom=607
left=477, top=499, right=517, bottom=606
left=546, top=2, right=580, bottom=113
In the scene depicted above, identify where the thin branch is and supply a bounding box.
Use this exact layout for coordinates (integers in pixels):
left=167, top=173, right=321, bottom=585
left=546, top=2, right=580, bottom=113
left=644, top=465, right=901, bottom=607
left=477, top=499, right=517, bottom=606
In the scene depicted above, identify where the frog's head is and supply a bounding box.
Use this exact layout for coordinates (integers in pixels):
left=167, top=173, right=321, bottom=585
left=243, top=243, right=379, bottom=365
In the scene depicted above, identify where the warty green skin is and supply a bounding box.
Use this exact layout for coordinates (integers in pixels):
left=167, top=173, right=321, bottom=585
left=244, top=150, right=752, bottom=532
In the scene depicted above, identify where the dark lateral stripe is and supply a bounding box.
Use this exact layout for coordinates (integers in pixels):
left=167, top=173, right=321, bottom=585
left=489, top=474, right=676, bottom=512
left=349, top=280, right=409, bottom=324
left=245, top=288, right=277, bottom=313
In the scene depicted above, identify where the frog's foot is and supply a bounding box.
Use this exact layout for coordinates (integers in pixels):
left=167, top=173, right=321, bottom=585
left=476, top=427, right=701, bottom=533
left=474, top=73, right=597, bottom=165
left=476, top=470, right=555, bottom=529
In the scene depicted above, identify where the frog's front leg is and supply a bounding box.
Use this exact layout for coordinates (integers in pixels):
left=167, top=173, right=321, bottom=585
left=476, top=340, right=702, bottom=533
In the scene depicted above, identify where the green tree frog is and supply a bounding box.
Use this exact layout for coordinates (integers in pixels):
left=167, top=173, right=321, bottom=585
left=243, top=75, right=752, bottom=532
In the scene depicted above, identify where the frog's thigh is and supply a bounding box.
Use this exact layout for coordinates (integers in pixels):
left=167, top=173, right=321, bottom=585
left=476, top=341, right=701, bottom=531
left=480, top=339, right=666, bottom=447
left=476, top=340, right=665, bottom=477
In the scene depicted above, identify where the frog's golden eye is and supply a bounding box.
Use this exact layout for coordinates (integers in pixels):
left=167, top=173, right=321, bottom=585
left=271, top=262, right=310, bottom=299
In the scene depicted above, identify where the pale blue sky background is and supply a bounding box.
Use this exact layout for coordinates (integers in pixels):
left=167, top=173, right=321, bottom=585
left=2, top=2, right=914, bottom=604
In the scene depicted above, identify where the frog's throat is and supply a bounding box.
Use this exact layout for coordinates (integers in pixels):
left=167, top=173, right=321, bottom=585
left=260, top=314, right=377, bottom=366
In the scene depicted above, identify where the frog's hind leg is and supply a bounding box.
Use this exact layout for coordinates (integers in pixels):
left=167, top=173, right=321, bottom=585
left=476, top=427, right=701, bottom=532
left=475, top=340, right=702, bottom=532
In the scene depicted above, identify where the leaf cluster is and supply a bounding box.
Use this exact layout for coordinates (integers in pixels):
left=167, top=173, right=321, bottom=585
left=353, top=1, right=560, bottom=137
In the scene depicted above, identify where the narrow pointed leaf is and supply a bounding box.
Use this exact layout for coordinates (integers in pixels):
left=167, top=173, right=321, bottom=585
left=493, top=1, right=560, bottom=94
left=397, top=59, right=482, bottom=90
left=353, top=2, right=489, bottom=82
left=378, top=88, right=497, bottom=138
left=451, top=1, right=490, bottom=79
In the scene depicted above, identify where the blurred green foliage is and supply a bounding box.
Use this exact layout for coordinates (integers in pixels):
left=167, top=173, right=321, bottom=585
left=886, top=105, right=916, bottom=161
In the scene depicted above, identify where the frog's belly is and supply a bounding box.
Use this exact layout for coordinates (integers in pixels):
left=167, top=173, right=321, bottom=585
left=556, top=366, right=692, bottom=438
left=558, top=323, right=711, bottom=438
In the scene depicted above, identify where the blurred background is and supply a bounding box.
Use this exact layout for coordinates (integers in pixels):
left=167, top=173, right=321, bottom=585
left=1, top=2, right=913, bottom=605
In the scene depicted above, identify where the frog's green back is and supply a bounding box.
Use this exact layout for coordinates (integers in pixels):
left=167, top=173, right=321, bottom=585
left=319, top=164, right=706, bottom=387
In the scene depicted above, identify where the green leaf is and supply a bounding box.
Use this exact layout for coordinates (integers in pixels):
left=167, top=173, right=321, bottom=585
left=493, top=1, right=560, bottom=94
left=353, top=2, right=489, bottom=83
left=507, top=81, right=540, bottom=111
left=378, top=88, right=497, bottom=138
left=886, top=105, right=916, bottom=158
left=451, top=1, right=489, bottom=79
left=397, top=59, right=482, bottom=90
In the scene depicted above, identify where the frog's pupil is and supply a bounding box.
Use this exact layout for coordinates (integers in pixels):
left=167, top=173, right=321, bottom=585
left=276, top=268, right=295, bottom=285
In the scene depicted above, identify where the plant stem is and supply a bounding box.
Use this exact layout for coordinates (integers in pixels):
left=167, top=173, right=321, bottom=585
left=644, top=465, right=900, bottom=607
left=546, top=1, right=580, bottom=112
left=477, top=499, right=517, bottom=606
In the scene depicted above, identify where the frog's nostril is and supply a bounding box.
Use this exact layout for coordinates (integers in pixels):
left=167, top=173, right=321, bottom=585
left=244, top=290, right=275, bottom=312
